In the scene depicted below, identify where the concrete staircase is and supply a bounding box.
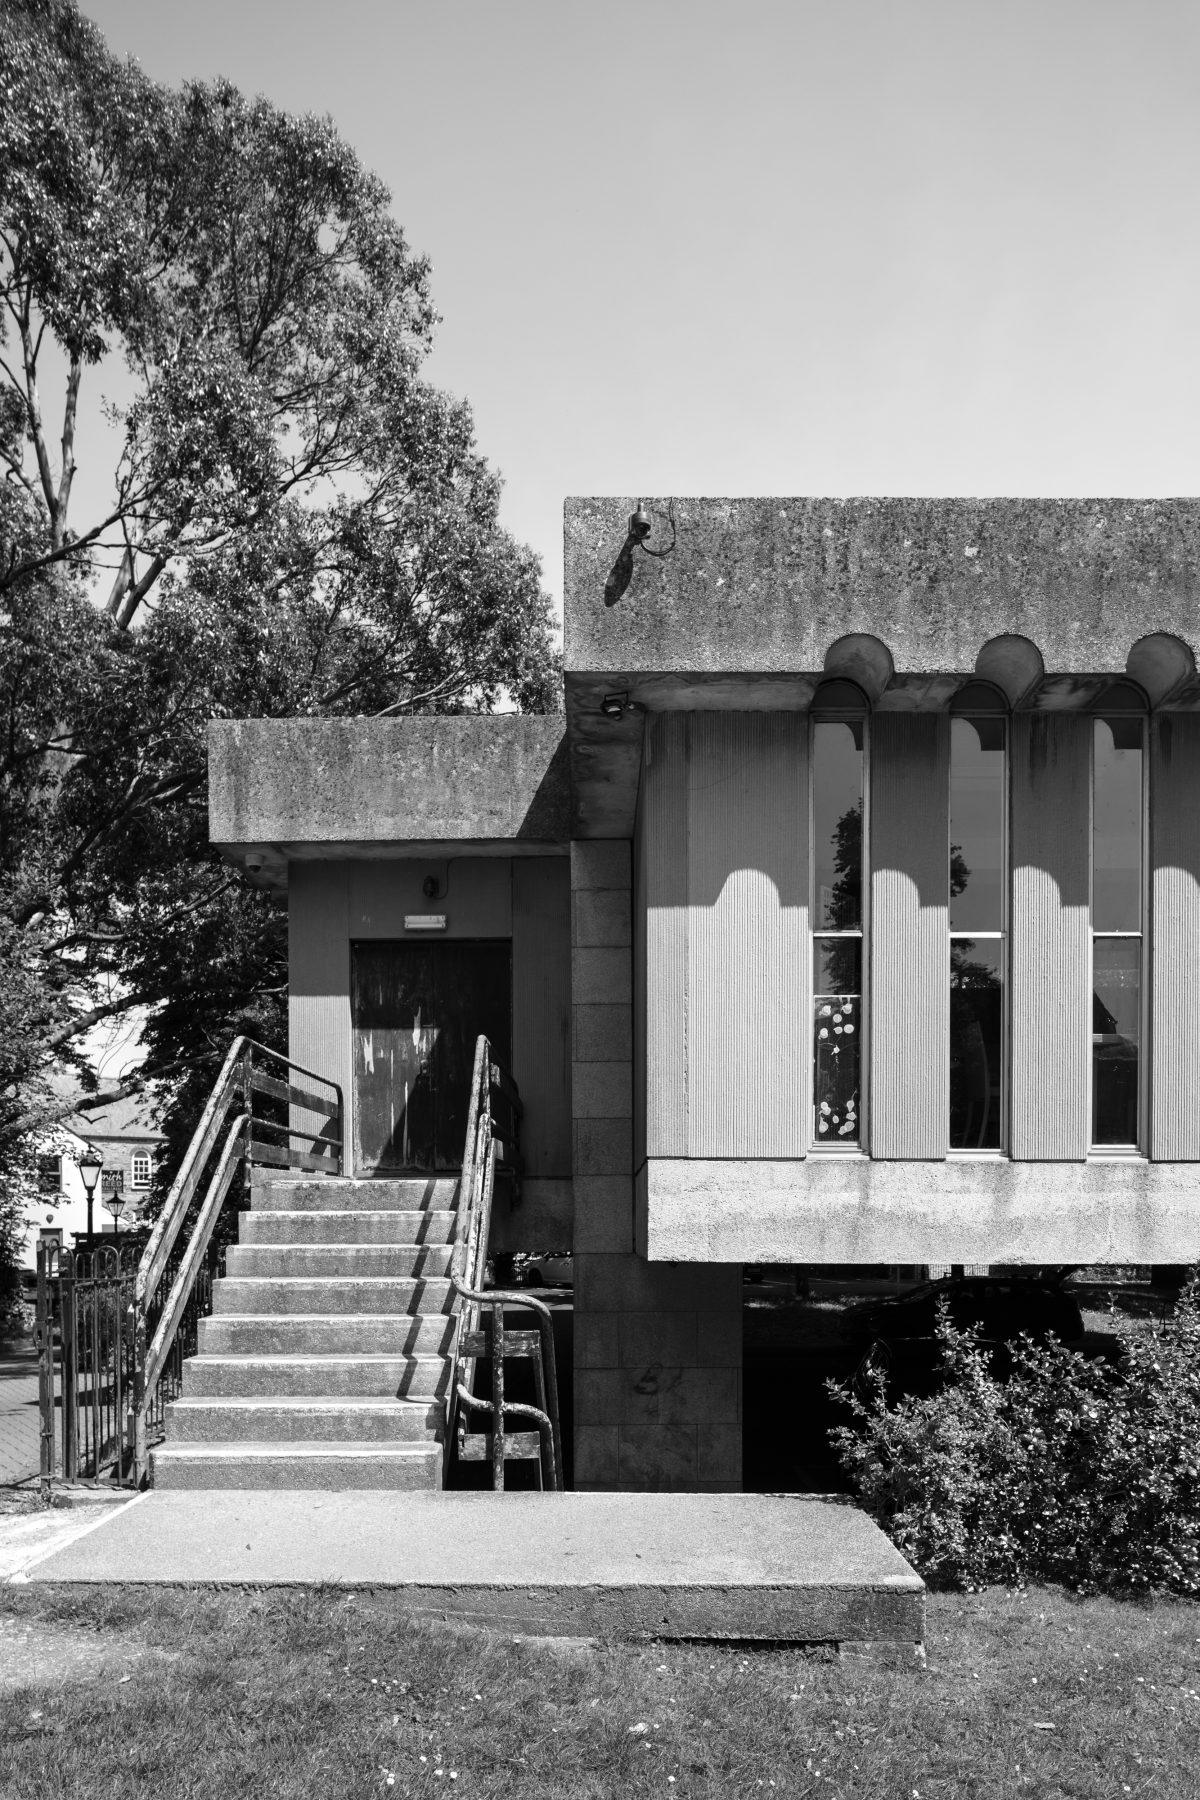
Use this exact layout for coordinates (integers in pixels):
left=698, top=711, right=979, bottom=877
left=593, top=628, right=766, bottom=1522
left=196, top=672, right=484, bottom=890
left=151, top=1175, right=460, bottom=1490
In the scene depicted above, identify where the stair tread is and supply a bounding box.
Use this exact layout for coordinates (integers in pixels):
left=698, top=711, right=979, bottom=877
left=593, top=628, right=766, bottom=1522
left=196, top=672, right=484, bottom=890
left=189, top=1353, right=446, bottom=1364
left=154, top=1440, right=440, bottom=1458
left=171, top=1395, right=435, bottom=1410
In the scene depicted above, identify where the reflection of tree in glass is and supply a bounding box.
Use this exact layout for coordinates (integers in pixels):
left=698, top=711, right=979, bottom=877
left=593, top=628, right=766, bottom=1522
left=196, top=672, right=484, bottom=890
left=827, top=805, right=862, bottom=928
left=950, top=940, right=1003, bottom=1149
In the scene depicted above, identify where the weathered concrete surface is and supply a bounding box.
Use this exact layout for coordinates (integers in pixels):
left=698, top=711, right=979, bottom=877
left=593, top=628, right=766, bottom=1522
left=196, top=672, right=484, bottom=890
left=1, top=1497, right=141, bottom=1584
left=639, top=1156, right=1200, bottom=1265
left=209, top=717, right=569, bottom=878
left=563, top=497, right=1200, bottom=834
left=565, top=497, right=1200, bottom=678
left=24, top=1490, right=924, bottom=1645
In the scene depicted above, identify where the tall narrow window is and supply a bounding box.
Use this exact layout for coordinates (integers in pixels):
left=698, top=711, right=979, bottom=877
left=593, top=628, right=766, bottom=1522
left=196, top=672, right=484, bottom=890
left=811, top=706, right=865, bottom=1146
left=949, top=704, right=1006, bottom=1149
left=1092, top=697, right=1145, bottom=1147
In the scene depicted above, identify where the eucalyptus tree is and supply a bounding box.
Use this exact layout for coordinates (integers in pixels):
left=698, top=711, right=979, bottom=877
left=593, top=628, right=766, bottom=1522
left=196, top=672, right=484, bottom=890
left=0, top=0, right=557, bottom=1183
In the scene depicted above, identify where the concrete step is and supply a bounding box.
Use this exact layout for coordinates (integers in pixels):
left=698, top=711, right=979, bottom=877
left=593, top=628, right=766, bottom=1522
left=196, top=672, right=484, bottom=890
left=225, top=1245, right=454, bottom=1278
left=183, top=1354, right=451, bottom=1400
left=28, top=1492, right=926, bottom=1652
left=164, top=1396, right=443, bottom=1443
left=211, top=1277, right=452, bottom=1316
left=252, top=1177, right=460, bottom=1212
left=198, top=1313, right=458, bottom=1356
left=150, top=1441, right=443, bottom=1491
left=239, top=1210, right=457, bottom=1246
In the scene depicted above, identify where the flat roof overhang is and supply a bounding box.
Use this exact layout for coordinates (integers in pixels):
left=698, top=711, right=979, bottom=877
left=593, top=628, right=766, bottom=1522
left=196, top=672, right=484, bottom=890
left=564, top=496, right=1200, bottom=836
left=208, top=715, right=569, bottom=890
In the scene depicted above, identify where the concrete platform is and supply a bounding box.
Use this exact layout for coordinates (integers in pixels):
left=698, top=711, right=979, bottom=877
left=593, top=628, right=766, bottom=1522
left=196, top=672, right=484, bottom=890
left=19, top=1490, right=924, bottom=1646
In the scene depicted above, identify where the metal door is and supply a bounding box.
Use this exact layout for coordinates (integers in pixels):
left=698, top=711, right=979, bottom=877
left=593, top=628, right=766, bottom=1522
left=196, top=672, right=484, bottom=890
left=351, top=940, right=511, bottom=1173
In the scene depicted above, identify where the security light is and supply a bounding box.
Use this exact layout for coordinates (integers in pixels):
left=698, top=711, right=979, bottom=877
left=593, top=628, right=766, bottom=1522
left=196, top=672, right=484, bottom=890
left=601, top=691, right=630, bottom=720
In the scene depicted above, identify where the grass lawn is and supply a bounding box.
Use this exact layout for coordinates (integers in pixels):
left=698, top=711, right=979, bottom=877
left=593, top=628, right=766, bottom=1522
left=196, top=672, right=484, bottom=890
left=1, top=1584, right=1198, bottom=1797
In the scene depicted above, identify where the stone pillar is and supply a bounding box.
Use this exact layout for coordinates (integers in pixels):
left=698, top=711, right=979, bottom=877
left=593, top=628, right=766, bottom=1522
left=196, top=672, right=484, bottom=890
left=571, top=838, right=742, bottom=1492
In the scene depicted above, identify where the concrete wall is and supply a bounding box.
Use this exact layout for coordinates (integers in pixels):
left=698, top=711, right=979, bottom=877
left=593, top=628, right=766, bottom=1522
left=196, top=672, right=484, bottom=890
left=288, top=855, right=572, bottom=1249
left=637, top=714, right=809, bottom=1163
left=572, top=839, right=743, bottom=1491
left=211, top=716, right=569, bottom=852
left=641, top=1157, right=1200, bottom=1265
left=565, top=497, right=1200, bottom=680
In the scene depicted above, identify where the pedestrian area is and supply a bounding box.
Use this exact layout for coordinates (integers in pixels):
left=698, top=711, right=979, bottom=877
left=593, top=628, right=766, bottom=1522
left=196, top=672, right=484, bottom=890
left=11, top=1489, right=924, bottom=1649
left=0, top=1345, right=39, bottom=1488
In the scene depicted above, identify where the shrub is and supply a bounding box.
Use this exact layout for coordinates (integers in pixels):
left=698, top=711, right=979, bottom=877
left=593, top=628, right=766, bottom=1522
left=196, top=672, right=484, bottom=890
left=830, top=1279, right=1200, bottom=1595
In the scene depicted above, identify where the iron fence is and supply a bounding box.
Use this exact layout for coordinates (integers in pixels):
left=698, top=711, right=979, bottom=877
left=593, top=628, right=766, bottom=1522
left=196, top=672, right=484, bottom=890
left=35, top=1233, right=226, bottom=1494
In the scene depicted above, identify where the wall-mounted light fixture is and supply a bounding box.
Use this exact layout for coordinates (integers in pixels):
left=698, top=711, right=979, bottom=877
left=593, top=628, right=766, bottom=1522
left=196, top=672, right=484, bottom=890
left=603, top=498, right=677, bottom=607
left=405, top=914, right=447, bottom=931
left=601, top=691, right=632, bottom=720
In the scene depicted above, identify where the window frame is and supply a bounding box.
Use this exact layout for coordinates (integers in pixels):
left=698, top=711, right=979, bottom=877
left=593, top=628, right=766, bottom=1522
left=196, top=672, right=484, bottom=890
left=808, top=705, right=870, bottom=1154
left=1088, top=709, right=1149, bottom=1156
left=947, top=709, right=1009, bottom=1157
left=130, top=1151, right=153, bottom=1190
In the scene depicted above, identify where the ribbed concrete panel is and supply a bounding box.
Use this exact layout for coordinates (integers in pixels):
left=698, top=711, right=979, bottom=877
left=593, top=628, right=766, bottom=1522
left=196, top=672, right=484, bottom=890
left=1010, top=713, right=1090, bottom=1161
left=869, top=714, right=949, bottom=1160
left=289, top=863, right=352, bottom=1161
left=512, top=859, right=572, bottom=1179
left=686, top=715, right=808, bottom=1158
left=1150, top=715, right=1200, bottom=1160
left=642, top=715, right=690, bottom=1157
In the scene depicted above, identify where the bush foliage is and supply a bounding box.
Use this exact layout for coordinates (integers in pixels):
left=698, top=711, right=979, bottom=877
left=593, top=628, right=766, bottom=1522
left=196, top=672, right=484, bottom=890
left=831, top=1280, right=1200, bottom=1595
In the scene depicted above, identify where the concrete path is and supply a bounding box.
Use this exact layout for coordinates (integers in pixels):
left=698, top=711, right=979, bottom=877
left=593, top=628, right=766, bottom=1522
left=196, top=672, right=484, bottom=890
left=17, top=1490, right=924, bottom=1645
left=0, top=1346, right=40, bottom=1487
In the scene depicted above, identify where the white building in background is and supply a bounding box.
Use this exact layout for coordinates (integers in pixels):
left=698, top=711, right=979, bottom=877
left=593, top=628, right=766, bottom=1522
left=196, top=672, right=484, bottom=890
left=20, top=1092, right=165, bottom=1275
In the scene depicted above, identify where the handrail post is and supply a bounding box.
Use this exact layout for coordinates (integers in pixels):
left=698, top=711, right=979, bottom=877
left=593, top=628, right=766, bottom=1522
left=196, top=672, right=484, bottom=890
left=489, top=1300, right=505, bottom=1490
left=36, top=1241, right=55, bottom=1498
left=61, top=1249, right=79, bottom=1481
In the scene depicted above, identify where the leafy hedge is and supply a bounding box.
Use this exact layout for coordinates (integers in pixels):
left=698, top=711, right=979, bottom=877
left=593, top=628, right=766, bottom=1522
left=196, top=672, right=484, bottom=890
left=830, top=1280, right=1200, bottom=1595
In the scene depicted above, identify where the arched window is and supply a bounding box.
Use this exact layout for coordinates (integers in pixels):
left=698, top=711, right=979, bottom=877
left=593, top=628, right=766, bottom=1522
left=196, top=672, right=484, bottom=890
left=810, top=682, right=868, bottom=1148
left=1091, top=692, right=1146, bottom=1148
left=948, top=698, right=1007, bottom=1151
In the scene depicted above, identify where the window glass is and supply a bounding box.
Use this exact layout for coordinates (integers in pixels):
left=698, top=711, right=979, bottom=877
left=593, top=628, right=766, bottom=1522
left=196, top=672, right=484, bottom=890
left=1093, top=719, right=1142, bottom=932
left=1092, top=938, right=1140, bottom=1145
left=812, top=722, right=863, bottom=930
left=813, top=938, right=860, bottom=1144
left=949, top=717, right=1005, bottom=932
left=950, top=940, right=1003, bottom=1149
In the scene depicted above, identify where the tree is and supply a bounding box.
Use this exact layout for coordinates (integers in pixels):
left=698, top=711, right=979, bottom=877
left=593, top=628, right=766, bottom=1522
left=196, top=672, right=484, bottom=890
left=0, top=0, right=558, bottom=1186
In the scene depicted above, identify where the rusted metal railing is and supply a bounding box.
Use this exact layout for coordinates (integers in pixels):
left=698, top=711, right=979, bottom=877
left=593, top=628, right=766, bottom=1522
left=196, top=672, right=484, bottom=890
left=446, top=1036, right=563, bottom=1490
left=35, top=1036, right=343, bottom=1490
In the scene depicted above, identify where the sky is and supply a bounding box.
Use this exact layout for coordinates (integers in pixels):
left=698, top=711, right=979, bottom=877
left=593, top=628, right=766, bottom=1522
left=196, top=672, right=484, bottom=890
left=76, top=0, right=1200, bottom=619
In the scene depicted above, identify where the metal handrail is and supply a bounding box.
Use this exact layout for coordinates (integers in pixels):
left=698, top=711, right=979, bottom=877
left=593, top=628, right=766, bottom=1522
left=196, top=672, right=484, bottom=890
left=446, top=1035, right=563, bottom=1490
left=128, top=1035, right=344, bottom=1483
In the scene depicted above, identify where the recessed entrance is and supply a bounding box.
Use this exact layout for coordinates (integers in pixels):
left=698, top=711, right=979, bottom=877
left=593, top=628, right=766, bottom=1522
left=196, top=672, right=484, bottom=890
left=351, top=940, right=511, bottom=1173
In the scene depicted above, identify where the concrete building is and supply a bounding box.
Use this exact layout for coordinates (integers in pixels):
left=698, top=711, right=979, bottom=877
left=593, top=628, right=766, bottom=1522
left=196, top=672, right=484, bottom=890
left=208, top=497, right=1200, bottom=1492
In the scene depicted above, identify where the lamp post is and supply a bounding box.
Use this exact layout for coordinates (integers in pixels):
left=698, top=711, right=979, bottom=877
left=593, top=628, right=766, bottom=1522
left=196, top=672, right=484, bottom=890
left=103, top=1188, right=127, bottom=1241
left=77, top=1149, right=103, bottom=1245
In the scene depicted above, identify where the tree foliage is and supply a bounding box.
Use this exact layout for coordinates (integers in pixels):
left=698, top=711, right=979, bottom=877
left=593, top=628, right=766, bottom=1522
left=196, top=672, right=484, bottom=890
left=0, top=0, right=558, bottom=1183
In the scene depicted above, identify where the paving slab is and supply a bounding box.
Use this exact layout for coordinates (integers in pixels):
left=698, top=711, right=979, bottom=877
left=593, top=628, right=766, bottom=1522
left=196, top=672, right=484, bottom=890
left=19, top=1490, right=923, bottom=1645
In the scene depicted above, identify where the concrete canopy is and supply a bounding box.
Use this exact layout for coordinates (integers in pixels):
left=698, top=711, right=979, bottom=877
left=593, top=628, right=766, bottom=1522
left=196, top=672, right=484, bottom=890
left=564, top=496, right=1200, bottom=836
left=208, top=716, right=569, bottom=888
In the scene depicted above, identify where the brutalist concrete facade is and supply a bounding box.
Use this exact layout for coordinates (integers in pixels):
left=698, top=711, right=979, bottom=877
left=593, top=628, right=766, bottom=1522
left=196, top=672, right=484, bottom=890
left=209, top=496, right=1200, bottom=1493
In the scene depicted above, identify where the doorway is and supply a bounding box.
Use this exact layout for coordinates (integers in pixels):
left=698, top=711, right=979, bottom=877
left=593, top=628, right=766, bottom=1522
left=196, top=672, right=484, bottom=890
left=351, top=940, right=511, bottom=1173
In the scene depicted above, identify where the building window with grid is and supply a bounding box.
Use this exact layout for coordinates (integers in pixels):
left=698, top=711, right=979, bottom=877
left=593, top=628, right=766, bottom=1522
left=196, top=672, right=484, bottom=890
left=949, top=687, right=1007, bottom=1151
left=130, top=1151, right=153, bottom=1189
left=36, top=1153, right=62, bottom=1194
left=811, top=684, right=867, bottom=1147
left=1092, top=689, right=1146, bottom=1148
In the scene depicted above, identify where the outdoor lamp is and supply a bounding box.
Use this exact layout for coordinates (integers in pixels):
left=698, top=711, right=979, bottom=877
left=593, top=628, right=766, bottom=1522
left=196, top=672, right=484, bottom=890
left=78, top=1148, right=103, bottom=1244
left=104, top=1188, right=127, bottom=1239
